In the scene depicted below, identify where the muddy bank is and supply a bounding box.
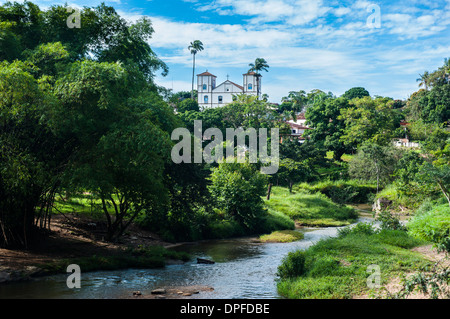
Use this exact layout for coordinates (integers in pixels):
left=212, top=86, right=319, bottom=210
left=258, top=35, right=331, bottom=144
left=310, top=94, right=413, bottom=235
left=0, top=214, right=175, bottom=284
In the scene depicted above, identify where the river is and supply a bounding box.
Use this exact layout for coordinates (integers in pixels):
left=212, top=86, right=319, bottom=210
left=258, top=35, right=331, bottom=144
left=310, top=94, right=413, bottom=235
left=0, top=217, right=374, bottom=299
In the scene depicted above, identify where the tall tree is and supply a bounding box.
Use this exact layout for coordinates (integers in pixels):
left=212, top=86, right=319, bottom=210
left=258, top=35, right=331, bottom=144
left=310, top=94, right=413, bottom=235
left=342, top=87, right=370, bottom=100
left=248, top=58, right=269, bottom=99
left=417, top=71, right=431, bottom=90
left=188, top=40, right=204, bottom=100
left=304, top=97, right=354, bottom=161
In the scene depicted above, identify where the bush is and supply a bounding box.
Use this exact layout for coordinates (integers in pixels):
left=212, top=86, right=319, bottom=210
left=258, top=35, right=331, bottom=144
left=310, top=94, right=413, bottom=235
left=376, top=210, right=406, bottom=231
left=277, top=250, right=307, bottom=279
left=338, top=222, right=377, bottom=238
left=209, top=160, right=268, bottom=232
left=408, top=203, right=450, bottom=252
left=295, top=180, right=377, bottom=204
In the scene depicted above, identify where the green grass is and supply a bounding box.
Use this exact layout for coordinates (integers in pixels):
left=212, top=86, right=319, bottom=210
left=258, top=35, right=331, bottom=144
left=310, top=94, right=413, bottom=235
left=407, top=203, right=450, bottom=245
left=53, top=193, right=104, bottom=218
left=277, top=225, right=431, bottom=299
left=265, top=186, right=358, bottom=227
left=259, top=230, right=304, bottom=243
left=326, top=151, right=354, bottom=162
left=294, top=180, right=377, bottom=205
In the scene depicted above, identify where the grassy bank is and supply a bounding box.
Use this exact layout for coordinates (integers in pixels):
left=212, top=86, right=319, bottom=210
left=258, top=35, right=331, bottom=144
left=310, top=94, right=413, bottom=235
left=294, top=180, right=377, bottom=205
left=38, top=246, right=191, bottom=276
left=265, top=186, right=358, bottom=227
left=259, top=230, right=304, bottom=243
left=276, top=223, right=431, bottom=299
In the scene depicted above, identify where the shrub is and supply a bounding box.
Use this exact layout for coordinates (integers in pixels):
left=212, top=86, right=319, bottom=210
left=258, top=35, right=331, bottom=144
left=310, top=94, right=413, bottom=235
left=295, top=180, right=377, bottom=204
left=376, top=210, right=406, bottom=231
left=209, top=160, right=268, bottom=232
left=408, top=203, right=450, bottom=252
left=338, top=222, right=377, bottom=238
left=276, top=250, right=307, bottom=279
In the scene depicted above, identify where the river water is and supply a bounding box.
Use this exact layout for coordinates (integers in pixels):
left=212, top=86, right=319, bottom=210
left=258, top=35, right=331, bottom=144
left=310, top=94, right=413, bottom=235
left=0, top=217, right=374, bottom=299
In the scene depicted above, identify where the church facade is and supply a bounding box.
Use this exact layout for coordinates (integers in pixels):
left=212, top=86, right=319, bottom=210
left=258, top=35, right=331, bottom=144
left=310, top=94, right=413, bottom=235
left=197, top=70, right=261, bottom=109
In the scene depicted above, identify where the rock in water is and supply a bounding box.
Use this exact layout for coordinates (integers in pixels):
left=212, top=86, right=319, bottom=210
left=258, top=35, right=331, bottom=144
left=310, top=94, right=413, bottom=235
left=197, top=258, right=215, bottom=264
left=151, top=288, right=166, bottom=294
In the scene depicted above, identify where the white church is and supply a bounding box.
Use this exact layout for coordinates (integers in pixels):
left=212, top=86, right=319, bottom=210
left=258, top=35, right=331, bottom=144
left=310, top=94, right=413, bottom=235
left=197, top=70, right=261, bottom=109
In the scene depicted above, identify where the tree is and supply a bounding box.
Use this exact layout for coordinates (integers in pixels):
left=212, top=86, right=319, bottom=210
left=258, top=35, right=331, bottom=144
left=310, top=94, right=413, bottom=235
left=416, top=129, right=450, bottom=208
left=305, top=97, right=354, bottom=161
left=417, top=71, right=431, bottom=90
left=349, top=143, right=402, bottom=193
left=281, top=90, right=307, bottom=120
left=0, top=60, right=62, bottom=248
left=221, top=94, right=281, bottom=130
left=209, top=160, right=268, bottom=231
left=339, top=96, right=403, bottom=147
left=177, top=98, right=199, bottom=113
left=248, top=58, right=269, bottom=99
left=276, top=158, right=313, bottom=192
left=54, top=60, right=178, bottom=242
left=188, top=40, right=204, bottom=99
left=342, top=87, right=370, bottom=100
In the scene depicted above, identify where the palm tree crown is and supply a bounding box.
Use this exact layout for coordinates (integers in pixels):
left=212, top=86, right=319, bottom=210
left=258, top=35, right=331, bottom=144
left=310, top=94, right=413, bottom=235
left=248, top=58, right=269, bottom=99
left=188, top=40, right=204, bottom=99
left=416, top=71, right=430, bottom=90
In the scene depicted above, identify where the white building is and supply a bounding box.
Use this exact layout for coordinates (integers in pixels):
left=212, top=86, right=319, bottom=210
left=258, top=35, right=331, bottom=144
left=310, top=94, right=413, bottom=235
left=197, top=70, right=260, bottom=109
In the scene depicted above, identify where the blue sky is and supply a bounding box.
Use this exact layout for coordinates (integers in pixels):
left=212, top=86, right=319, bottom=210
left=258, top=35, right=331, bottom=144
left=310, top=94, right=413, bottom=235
left=4, top=0, right=450, bottom=102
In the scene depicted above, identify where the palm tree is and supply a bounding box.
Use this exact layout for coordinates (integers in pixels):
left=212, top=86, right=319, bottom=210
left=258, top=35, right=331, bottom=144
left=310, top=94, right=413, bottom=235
left=287, top=90, right=307, bottom=114
left=188, top=40, right=204, bottom=100
left=248, top=58, right=269, bottom=99
left=442, top=58, right=450, bottom=83
left=416, top=71, right=430, bottom=90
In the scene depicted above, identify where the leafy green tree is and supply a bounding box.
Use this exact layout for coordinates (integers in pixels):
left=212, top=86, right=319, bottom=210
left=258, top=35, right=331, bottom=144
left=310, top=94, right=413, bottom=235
left=53, top=60, right=176, bottom=241
left=209, top=160, right=268, bottom=231
left=342, top=87, right=370, bottom=100
left=349, top=143, right=402, bottom=192
left=24, top=42, right=70, bottom=78
left=0, top=60, right=61, bottom=248
left=222, top=94, right=281, bottom=130
left=276, top=158, right=313, bottom=192
left=0, top=21, right=21, bottom=61
left=177, top=98, right=199, bottom=113
left=188, top=40, right=204, bottom=99
left=339, top=96, right=403, bottom=147
left=416, top=129, right=450, bottom=207
left=305, top=97, right=354, bottom=161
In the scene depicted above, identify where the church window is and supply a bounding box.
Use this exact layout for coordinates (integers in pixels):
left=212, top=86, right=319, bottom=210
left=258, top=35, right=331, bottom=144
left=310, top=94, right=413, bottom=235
left=204, top=95, right=208, bottom=103
left=218, top=96, right=223, bottom=103
left=203, top=84, right=207, bottom=90
left=248, top=83, right=253, bottom=90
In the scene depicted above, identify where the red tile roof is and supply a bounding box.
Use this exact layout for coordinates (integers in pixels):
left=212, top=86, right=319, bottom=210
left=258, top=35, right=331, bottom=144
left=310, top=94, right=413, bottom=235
left=197, top=71, right=217, bottom=77
left=227, top=80, right=244, bottom=91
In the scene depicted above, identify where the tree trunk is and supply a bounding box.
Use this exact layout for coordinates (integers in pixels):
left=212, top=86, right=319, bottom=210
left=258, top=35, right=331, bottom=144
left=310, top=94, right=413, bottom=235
left=191, top=54, right=196, bottom=100
left=437, top=181, right=450, bottom=209
left=266, top=183, right=273, bottom=200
